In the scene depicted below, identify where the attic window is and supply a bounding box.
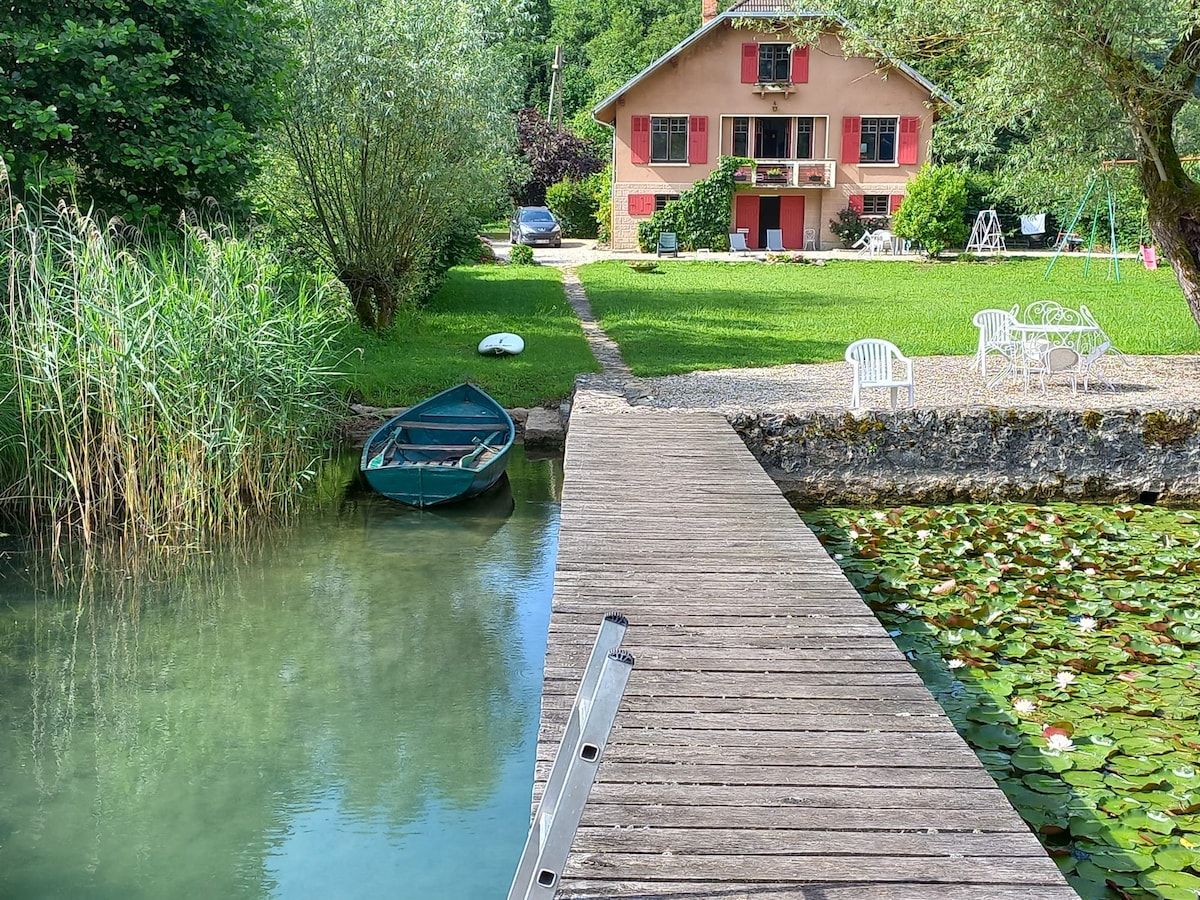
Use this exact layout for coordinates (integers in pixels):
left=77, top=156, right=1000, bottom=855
left=758, top=44, right=791, bottom=82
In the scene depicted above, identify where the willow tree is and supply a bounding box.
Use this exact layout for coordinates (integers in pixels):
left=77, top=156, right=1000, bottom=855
left=822, top=0, right=1200, bottom=330
left=282, top=0, right=518, bottom=330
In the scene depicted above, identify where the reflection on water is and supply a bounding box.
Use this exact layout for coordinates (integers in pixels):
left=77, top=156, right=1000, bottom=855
left=0, top=448, right=561, bottom=900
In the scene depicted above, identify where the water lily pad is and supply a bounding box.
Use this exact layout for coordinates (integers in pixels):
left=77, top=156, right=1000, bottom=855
left=1138, top=868, right=1200, bottom=899
left=1086, top=848, right=1156, bottom=872
left=1154, top=845, right=1199, bottom=871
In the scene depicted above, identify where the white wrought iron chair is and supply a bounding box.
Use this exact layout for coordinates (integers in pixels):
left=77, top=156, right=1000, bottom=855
left=845, top=338, right=915, bottom=409
left=971, top=306, right=1020, bottom=377
left=766, top=229, right=785, bottom=252
left=1030, top=344, right=1081, bottom=394
left=1078, top=304, right=1129, bottom=390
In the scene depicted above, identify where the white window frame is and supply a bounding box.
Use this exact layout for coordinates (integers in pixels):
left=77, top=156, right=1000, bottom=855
left=859, top=116, right=899, bottom=166
left=650, top=115, right=689, bottom=164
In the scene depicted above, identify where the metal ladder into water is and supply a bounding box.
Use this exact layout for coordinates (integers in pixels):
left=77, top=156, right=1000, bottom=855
left=507, top=614, right=634, bottom=900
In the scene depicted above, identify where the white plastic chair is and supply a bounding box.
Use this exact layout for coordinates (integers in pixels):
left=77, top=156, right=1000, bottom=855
left=971, top=306, right=1019, bottom=377
left=728, top=232, right=749, bottom=253
left=857, top=229, right=893, bottom=258
left=845, top=339, right=915, bottom=409
left=803, top=228, right=818, bottom=251
left=766, top=229, right=785, bottom=252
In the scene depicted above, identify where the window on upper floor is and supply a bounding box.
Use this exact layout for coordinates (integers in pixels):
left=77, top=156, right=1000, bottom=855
left=732, top=117, right=749, bottom=157
left=651, top=116, right=688, bottom=163
left=654, top=194, right=681, bottom=211
left=861, top=194, right=890, bottom=216
left=860, top=117, right=897, bottom=163
left=758, top=44, right=790, bottom=83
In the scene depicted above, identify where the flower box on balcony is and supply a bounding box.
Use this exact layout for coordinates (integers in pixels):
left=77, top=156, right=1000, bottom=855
left=733, top=167, right=752, bottom=183
left=757, top=168, right=789, bottom=185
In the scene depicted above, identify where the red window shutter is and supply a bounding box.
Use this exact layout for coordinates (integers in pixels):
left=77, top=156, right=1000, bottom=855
left=688, top=116, right=708, bottom=164
left=841, top=117, right=861, bottom=164
left=630, top=116, right=651, bottom=164
left=889, top=194, right=904, bottom=213
left=791, top=45, right=809, bottom=83
left=627, top=193, right=653, bottom=216
left=898, top=116, right=920, bottom=165
left=741, top=43, right=759, bottom=83
left=848, top=194, right=864, bottom=213
left=780, top=195, right=805, bottom=249
left=734, top=194, right=760, bottom=248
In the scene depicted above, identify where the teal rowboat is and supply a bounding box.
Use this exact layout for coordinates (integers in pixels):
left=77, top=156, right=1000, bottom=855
left=360, top=383, right=516, bottom=508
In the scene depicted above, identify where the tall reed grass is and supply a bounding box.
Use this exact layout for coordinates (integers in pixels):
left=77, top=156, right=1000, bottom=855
left=2, top=188, right=344, bottom=542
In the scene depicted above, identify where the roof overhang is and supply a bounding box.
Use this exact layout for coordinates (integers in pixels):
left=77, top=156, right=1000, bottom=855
left=591, top=10, right=955, bottom=126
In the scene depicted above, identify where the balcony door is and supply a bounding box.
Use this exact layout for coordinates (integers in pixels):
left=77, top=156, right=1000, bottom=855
left=754, top=117, right=791, bottom=160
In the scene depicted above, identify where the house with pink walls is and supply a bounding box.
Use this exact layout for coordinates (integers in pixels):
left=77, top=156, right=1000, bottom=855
left=591, top=0, right=952, bottom=250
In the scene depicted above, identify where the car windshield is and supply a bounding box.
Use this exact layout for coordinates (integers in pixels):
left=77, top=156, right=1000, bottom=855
left=520, top=210, right=556, bottom=223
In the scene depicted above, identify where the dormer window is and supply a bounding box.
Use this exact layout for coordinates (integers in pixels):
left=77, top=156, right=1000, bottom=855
left=758, top=44, right=791, bottom=83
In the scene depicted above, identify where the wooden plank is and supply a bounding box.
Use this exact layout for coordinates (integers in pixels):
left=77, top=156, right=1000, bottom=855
left=531, top=403, right=1070, bottom=898
left=558, top=882, right=1081, bottom=900
left=569, top=827, right=1055, bottom=857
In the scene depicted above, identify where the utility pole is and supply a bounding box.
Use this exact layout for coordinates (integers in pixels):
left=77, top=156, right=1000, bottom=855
left=547, top=45, right=564, bottom=129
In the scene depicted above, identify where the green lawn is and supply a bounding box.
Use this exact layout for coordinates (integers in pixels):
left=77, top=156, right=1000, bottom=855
left=333, top=265, right=599, bottom=408
left=578, top=257, right=1200, bottom=377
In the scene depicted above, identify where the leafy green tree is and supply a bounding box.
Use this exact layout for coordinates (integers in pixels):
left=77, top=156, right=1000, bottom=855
left=280, top=0, right=518, bottom=330
left=546, top=0, right=698, bottom=129
left=893, top=164, right=968, bottom=258
left=0, top=0, right=287, bottom=221
left=819, top=0, right=1200, bottom=328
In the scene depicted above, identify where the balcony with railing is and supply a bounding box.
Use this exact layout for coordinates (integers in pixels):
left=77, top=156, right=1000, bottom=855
left=733, top=160, right=836, bottom=188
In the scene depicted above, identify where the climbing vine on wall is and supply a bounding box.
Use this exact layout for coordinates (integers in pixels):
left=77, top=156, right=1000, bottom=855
left=636, top=156, right=753, bottom=252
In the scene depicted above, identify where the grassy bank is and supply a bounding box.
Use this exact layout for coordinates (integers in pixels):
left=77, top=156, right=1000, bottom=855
left=2, top=203, right=342, bottom=540
left=578, top=257, right=1199, bottom=376
left=334, top=264, right=599, bottom=408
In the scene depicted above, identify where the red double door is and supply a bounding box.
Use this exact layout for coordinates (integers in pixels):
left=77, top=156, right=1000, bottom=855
left=734, top=194, right=805, bottom=250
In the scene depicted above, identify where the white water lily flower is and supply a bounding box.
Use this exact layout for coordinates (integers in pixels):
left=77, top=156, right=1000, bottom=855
left=848, top=529, right=859, bottom=539
left=1078, top=617, right=1097, bottom=632
left=1039, top=533, right=1055, bottom=543
left=947, top=658, right=966, bottom=669
left=1046, top=733, right=1075, bottom=752
left=1054, top=671, right=1077, bottom=689
left=834, top=553, right=844, bottom=560
left=872, top=511, right=887, bottom=521
left=1012, top=698, right=1037, bottom=714
left=895, top=602, right=912, bottom=612
left=1071, top=545, right=1083, bottom=556
left=1058, top=559, right=1073, bottom=570
left=915, top=529, right=931, bottom=541
left=1083, top=567, right=1097, bottom=576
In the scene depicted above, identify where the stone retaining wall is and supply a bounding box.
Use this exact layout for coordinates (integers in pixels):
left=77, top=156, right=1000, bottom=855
left=729, top=407, right=1200, bottom=506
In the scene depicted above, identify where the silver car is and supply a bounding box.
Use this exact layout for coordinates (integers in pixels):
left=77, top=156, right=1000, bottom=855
left=510, top=207, right=562, bottom=247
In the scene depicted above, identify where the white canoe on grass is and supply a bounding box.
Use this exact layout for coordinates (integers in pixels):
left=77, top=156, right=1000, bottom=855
left=478, top=332, right=525, bottom=356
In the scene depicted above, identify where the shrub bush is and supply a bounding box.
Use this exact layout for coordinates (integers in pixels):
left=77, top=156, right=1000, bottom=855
left=636, top=156, right=751, bottom=252
left=829, top=207, right=887, bottom=248
left=507, top=242, right=535, bottom=265
left=546, top=177, right=599, bottom=238
left=893, top=164, right=969, bottom=258
left=592, top=166, right=612, bottom=245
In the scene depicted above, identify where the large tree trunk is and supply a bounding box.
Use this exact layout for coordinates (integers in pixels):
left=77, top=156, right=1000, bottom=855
left=1130, top=94, right=1200, bottom=332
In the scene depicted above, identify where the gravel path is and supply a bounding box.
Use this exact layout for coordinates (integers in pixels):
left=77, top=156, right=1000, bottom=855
left=630, top=354, right=1200, bottom=414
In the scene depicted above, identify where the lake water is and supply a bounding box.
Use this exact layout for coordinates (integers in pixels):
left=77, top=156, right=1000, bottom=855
left=0, top=448, right=561, bottom=900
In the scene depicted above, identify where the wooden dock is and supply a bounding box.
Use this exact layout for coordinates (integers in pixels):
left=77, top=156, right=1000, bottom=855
left=536, top=398, right=1076, bottom=899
